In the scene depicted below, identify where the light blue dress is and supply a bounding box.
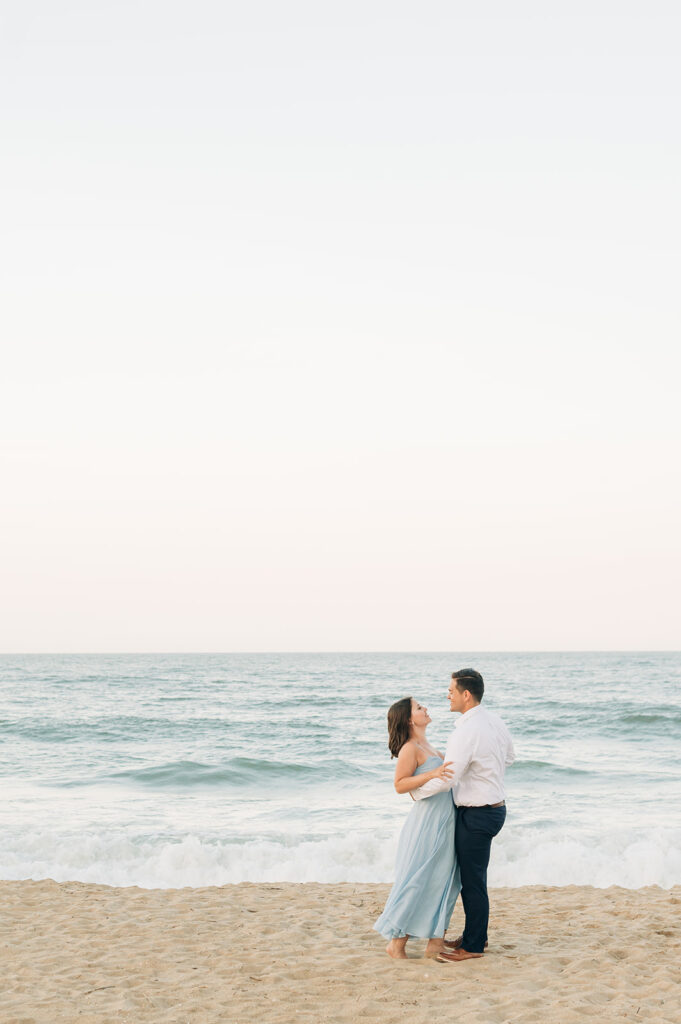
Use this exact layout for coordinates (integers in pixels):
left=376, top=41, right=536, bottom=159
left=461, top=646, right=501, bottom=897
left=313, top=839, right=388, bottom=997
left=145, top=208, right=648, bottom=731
left=374, top=755, right=460, bottom=940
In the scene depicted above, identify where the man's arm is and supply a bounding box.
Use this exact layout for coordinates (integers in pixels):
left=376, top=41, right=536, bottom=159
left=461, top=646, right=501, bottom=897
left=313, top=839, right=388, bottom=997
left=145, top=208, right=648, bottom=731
left=503, top=723, right=515, bottom=767
left=393, top=742, right=454, bottom=794
left=411, top=728, right=472, bottom=800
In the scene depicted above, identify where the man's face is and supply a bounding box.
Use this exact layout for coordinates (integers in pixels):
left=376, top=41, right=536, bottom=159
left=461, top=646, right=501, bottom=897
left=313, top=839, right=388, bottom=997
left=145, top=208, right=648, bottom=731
left=448, top=679, right=466, bottom=712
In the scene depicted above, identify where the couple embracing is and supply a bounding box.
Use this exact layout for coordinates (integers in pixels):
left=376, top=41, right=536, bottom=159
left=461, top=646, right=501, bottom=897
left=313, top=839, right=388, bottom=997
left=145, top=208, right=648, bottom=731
left=374, top=668, right=514, bottom=963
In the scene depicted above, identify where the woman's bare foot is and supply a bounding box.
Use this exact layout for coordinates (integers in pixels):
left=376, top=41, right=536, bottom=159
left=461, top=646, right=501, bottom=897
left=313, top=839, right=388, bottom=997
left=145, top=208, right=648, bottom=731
left=424, top=938, right=445, bottom=959
left=386, top=937, right=409, bottom=959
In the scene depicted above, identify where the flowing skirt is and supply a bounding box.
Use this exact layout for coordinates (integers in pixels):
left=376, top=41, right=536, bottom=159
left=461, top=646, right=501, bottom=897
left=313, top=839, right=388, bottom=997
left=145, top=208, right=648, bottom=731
left=374, top=789, right=460, bottom=940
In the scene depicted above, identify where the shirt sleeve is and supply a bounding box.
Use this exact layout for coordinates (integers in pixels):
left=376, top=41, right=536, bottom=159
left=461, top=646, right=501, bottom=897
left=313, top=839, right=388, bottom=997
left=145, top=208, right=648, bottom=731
left=411, top=727, right=473, bottom=800
left=503, top=723, right=515, bottom=767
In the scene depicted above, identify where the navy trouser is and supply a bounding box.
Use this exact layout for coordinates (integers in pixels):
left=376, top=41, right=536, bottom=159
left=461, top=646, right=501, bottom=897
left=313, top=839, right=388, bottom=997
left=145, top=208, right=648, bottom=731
left=454, top=804, right=507, bottom=954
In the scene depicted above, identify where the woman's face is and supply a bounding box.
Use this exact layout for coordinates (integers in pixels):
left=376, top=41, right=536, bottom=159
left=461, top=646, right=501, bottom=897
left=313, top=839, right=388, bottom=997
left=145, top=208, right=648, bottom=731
left=410, top=699, right=431, bottom=728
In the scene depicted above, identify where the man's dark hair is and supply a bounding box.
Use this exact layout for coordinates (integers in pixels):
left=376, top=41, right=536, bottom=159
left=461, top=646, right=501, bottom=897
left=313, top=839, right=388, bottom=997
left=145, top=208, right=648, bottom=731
left=452, top=668, right=484, bottom=704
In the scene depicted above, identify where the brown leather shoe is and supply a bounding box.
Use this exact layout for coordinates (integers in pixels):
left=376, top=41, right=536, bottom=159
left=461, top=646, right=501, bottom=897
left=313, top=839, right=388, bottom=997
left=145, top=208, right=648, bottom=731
left=436, top=947, right=484, bottom=962
left=444, top=935, right=488, bottom=950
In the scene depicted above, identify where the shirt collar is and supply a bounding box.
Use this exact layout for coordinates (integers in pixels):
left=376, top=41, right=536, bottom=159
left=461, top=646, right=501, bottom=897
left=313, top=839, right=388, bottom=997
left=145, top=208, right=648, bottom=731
left=454, top=704, right=483, bottom=728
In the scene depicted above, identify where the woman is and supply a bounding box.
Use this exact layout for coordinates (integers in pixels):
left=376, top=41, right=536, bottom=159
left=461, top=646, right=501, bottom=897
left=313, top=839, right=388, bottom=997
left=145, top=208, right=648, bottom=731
left=374, top=696, right=460, bottom=959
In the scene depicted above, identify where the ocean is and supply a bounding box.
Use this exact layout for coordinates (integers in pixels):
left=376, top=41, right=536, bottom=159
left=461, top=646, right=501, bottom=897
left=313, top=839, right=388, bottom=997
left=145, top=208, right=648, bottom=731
left=1, top=652, right=679, bottom=890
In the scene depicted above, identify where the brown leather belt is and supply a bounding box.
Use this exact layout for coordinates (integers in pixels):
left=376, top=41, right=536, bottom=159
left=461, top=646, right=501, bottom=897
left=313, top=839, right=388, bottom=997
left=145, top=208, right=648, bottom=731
left=458, top=800, right=505, bottom=808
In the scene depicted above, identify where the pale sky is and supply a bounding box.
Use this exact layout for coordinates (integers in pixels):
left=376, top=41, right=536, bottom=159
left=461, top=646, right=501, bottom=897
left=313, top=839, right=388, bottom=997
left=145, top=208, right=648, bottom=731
left=1, top=2, right=680, bottom=652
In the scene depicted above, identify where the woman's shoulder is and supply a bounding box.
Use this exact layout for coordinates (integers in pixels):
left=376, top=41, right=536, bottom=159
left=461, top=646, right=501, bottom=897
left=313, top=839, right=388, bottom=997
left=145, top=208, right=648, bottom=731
left=397, top=739, right=418, bottom=760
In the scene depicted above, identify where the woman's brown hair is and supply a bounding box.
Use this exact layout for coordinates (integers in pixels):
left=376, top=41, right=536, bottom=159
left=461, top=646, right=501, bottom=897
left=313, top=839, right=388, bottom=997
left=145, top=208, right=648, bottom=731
left=387, top=696, right=413, bottom=758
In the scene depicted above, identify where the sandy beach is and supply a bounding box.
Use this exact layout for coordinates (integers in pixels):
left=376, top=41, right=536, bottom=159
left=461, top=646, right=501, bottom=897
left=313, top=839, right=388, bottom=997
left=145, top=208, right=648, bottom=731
left=1, top=881, right=679, bottom=1023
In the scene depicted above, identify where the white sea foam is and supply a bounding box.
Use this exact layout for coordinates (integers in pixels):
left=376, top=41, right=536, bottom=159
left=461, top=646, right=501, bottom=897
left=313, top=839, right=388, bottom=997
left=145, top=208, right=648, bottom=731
left=490, top=828, right=681, bottom=889
left=1, top=826, right=680, bottom=890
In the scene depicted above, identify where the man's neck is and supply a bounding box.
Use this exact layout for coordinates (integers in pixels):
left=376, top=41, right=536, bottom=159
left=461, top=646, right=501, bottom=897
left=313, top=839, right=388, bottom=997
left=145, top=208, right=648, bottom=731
left=461, top=702, right=481, bottom=716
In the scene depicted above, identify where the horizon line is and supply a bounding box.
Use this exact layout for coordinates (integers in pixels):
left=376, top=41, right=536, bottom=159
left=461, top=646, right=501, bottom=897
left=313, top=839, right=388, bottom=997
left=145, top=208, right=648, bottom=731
left=1, top=649, right=679, bottom=656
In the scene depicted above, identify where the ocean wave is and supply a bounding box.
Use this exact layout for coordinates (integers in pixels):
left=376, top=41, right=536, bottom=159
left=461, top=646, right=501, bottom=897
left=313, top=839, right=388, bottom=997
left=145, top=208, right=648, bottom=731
left=1, top=826, right=679, bottom=890
left=52, top=757, right=369, bottom=789
left=111, top=758, right=331, bottom=787
left=618, top=711, right=681, bottom=727
left=509, top=760, right=591, bottom=776
left=0, top=716, right=231, bottom=744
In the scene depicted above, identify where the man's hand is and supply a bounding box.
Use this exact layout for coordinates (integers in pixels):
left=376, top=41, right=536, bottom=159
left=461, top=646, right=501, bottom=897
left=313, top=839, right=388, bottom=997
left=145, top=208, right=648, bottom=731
left=430, top=760, right=455, bottom=782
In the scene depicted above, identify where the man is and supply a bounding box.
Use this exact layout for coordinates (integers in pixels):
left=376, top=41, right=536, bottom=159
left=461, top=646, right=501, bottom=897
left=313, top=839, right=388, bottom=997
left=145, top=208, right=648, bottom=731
left=412, top=668, right=514, bottom=962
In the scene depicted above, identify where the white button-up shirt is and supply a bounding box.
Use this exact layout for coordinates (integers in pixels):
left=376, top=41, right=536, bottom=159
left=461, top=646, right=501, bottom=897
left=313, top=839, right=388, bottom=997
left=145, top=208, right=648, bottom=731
left=412, top=705, right=515, bottom=807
